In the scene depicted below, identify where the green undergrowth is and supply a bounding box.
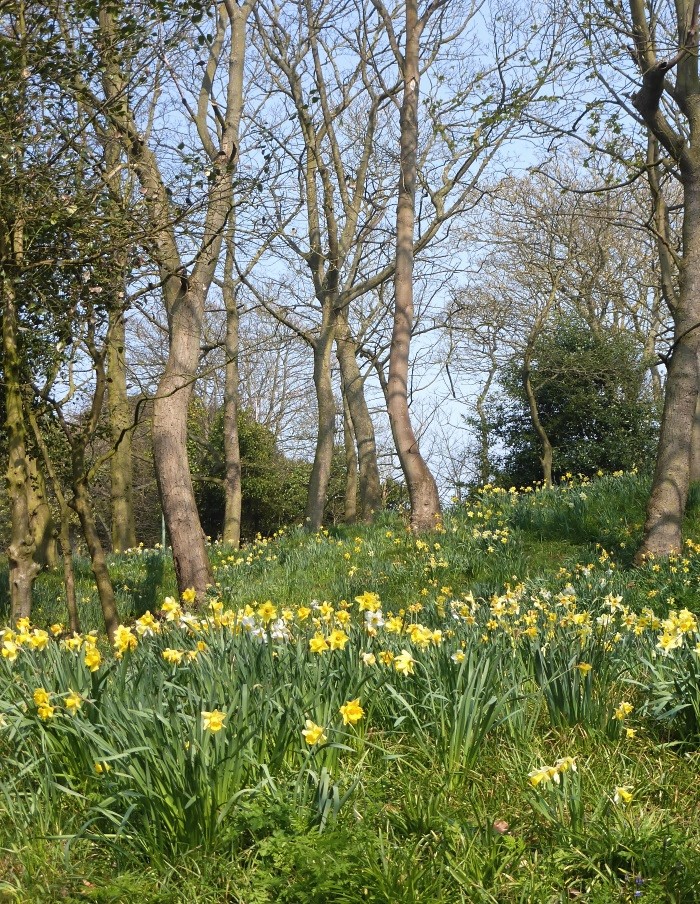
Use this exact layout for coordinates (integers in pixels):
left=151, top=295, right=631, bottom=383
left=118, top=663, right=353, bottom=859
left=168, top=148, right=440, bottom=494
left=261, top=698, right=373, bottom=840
left=1, top=472, right=700, bottom=902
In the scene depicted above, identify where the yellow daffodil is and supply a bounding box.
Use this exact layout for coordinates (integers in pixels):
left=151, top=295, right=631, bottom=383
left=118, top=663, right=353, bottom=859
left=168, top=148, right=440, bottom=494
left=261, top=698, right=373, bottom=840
left=64, top=690, right=83, bottom=715
left=614, top=701, right=634, bottom=721
left=181, top=587, right=197, bottom=604
left=33, top=687, right=50, bottom=708
left=162, top=597, right=182, bottom=621
left=201, top=709, right=226, bottom=732
left=451, top=650, right=466, bottom=663
left=37, top=704, right=55, bottom=721
left=84, top=647, right=102, bottom=672
left=30, top=630, right=49, bottom=650
left=301, top=719, right=327, bottom=745
left=94, top=761, right=111, bottom=774
left=394, top=649, right=416, bottom=676
left=576, top=663, right=593, bottom=676
left=613, top=786, right=633, bottom=805
left=361, top=652, right=376, bottom=666
left=162, top=648, right=184, bottom=665
left=50, top=623, right=64, bottom=636
left=328, top=629, right=349, bottom=651
left=113, top=625, right=137, bottom=657
left=339, top=698, right=364, bottom=726
left=355, top=591, right=381, bottom=611
left=309, top=633, right=329, bottom=654
left=2, top=640, right=18, bottom=662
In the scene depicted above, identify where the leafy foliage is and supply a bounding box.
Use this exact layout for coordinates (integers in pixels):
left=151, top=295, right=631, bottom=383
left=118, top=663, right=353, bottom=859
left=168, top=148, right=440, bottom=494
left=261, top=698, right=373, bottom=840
left=492, top=320, right=659, bottom=486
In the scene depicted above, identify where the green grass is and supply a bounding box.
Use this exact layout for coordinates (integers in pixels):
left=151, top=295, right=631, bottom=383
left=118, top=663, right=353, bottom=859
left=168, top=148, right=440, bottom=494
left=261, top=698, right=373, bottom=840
left=1, top=472, right=700, bottom=902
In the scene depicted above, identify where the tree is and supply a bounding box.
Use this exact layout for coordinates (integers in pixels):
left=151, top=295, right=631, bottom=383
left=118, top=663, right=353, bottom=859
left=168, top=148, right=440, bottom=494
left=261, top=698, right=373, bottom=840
left=56, top=0, right=254, bottom=598
left=492, top=320, right=659, bottom=485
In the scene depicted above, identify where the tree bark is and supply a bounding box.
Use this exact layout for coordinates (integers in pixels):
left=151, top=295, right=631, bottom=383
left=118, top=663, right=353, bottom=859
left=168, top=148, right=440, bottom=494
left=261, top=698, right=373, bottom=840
left=107, top=307, right=136, bottom=552
left=152, top=279, right=213, bottom=593
left=27, top=455, right=57, bottom=568
left=690, top=374, right=700, bottom=484
left=96, top=2, right=250, bottom=599
left=335, top=312, right=382, bottom=521
left=71, top=470, right=119, bottom=642
left=222, top=234, right=242, bottom=547
left=3, top=251, right=40, bottom=621
left=386, top=0, right=442, bottom=532
left=636, top=170, right=700, bottom=557
left=342, top=393, right=358, bottom=524
left=523, top=358, right=553, bottom=488
left=26, top=406, right=79, bottom=634
left=305, top=322, right=337, bottom=531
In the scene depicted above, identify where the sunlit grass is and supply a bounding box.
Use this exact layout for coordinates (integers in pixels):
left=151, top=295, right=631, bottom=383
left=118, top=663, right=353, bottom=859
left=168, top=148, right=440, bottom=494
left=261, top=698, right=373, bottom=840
left=1, top=471, right=700, bottom=902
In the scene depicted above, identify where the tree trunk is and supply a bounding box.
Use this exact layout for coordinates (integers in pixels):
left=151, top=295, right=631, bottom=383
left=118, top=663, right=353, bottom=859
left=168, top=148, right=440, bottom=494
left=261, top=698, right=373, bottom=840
left=342, top=393, right=358, bottom=524
left=335, top=311, right=382, bottom=521
left=305, top=323, right=337, bottom=531
left=59, top=508, right=79, bottom=636
left=637, top=171, right=700, bottom=559
left=3, top=243, right=40, bottom=622
left=71, top=470, right=119, bottom=643
left=26, top=406, right=79, bottom=634
left=523, top=361, right=553, bottom=488
left=153, top=281, right=213, bottom=596
left=27, top=455, right=57, bottom=568
left=108, top=308, right=136, bottom=552
left=222, top=235, right=242, bottom=548
left=690, top=380, right=700, bottom=484
left=386, top=0, right=441, bottom=532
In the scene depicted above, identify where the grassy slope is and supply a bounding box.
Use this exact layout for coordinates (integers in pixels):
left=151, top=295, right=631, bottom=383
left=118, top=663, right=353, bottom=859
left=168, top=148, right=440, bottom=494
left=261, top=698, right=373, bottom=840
left=1, top=472, right=700, bottom=904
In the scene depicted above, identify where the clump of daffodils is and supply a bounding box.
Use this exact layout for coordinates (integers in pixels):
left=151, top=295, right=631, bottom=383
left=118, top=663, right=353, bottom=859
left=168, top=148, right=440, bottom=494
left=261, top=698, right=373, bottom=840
left=528, top=756, right=577, bottom=787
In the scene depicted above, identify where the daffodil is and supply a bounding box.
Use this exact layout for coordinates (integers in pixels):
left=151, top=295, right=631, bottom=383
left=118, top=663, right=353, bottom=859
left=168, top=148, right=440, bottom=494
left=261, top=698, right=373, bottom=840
left=328, top=629, right=349, bottom=651
left=301, top=719, right=327, bottom=745
left=451, top=650, right=466, bottom=663
left=162, top=648, right=184, bottom=665
left=84, top=647, right=102, bottom=672
left=2, top=640, right=18, bottom=662
left=113, top=625, right=137, bottom=657
left=181, top=587, right=197, bottom=604
left=64, top=690, right=83, bottom=715
left=309, top=633, right=329, bottom=654
left=361, top=651, right=376, bottom=666
left=33, top=687, right=50, bottom=708
left=576, top=662, right=593, bottom=676
left=614, top=701, right=634, bottom=721
left=394, top=649, right=416, bottom=676
left=202, top=709, right=226, bottom=732
left=355, top=591, right=381, bottom=611
left=613, top=786, right=633, bottom=805
left=339, top=698, right=364, bottom=726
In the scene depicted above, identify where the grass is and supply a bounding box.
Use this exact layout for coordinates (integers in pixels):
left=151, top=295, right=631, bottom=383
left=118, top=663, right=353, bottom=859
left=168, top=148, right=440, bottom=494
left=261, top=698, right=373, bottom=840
left=1, top=471, right=700, bottom=902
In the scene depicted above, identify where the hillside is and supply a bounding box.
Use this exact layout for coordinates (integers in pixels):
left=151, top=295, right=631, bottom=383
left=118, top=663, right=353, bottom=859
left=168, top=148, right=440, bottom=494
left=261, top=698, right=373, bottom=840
left=1, top=472, right=699, bottom=903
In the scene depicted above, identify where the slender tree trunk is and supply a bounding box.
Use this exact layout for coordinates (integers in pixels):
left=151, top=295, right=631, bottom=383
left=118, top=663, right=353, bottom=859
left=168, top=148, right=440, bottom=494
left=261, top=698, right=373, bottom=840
left=523, top=360, right=553, bottom=488
left=108, top=308, right=136, bottom=552
left=59, top=507, right=79, bottom=635
left=26, top=406, right=79, bottom=633
left=335, top=311, right=382, bottom=521
left=475, top=357, right=497, bottom=486
left=342, top=393, right=358, bottom=524
left=637, top=167, right=700, bottom=559
left=386, top=0, right=441, bottom=532
left=3, top=238, right=39, bottom=622
left=306, top=322, right=337, bottom=531
left=222, top=234, right=242, bottom=547
left=690, top=378, right=700, bottom=484
left=153, top=282, right=213, bottom=595
left=27, top=455, right=57, bottom=568
left=71, top=468, right=119, bottom=643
